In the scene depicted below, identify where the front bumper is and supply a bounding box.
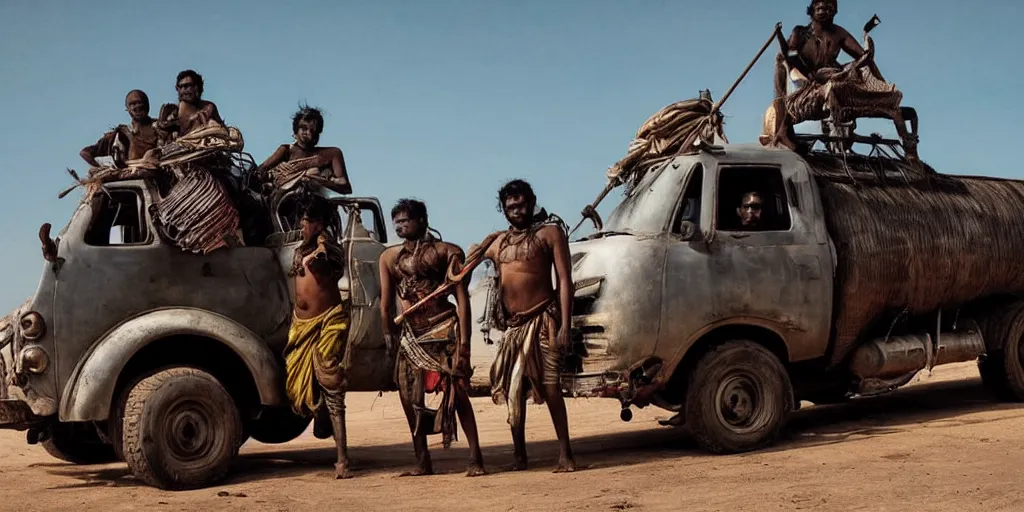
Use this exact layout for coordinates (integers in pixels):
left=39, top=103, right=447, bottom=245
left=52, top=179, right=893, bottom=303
left=0, top=399, right=45, bottom=430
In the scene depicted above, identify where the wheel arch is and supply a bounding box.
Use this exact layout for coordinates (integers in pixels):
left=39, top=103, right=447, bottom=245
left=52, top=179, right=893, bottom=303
left=59, top=308, right=285, bottom=422
left=658, top=321, right=791, bottom=406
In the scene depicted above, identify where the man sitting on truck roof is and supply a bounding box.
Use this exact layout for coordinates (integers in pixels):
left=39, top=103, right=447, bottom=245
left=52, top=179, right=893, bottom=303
left=257, top=105, right=352, bottom=194
left=155, top=69, right=225, bottom=141
left=736, top=191, right=764, bottom=230
left=79, top=90, right=163, bottom=168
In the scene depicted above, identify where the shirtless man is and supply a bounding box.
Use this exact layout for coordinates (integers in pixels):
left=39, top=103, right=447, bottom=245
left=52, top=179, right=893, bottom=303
left=458, top=179, right=577, bottom=472
left=257, top=106, right=351, bottom=193
left=282, top=198, right=353, bottom=479
left=79, top=90, right=161, bottom=168
left=378, top=198, right=485, bottom=477
left=762, top=0, right=917, bottom=157
left=156, top=69, right=224, bottom=140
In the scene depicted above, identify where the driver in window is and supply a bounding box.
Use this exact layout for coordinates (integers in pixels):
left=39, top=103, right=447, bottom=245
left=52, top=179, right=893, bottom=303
left=736, top=191, right=764, bottom=230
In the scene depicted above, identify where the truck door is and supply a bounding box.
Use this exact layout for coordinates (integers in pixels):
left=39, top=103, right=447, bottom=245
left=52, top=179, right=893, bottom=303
left=698, top=161, right=832, bottom=361
left=331, top=197, right=396, bottom=391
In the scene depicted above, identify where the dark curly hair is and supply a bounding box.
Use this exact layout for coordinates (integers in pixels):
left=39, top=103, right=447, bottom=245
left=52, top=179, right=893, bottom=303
left=292, top=104, right=325, bottom=135
left=807, top=0, right=837, bottom=16
left=391, top=198, right=428, bottom=223
left=175, top=69, right=204, bottom=95
left=301, top=195, right=332, bottom=225
left=496, top=179, right=536, bottom=212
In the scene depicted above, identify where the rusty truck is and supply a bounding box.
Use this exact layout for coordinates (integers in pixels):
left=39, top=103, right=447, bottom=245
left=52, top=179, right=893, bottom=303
left=550, top=142, right=1024, bottom=454
left=0, top=154, right=398, bottom=490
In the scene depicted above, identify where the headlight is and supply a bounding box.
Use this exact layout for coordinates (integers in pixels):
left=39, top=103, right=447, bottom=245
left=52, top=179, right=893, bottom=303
left=19, top=346, right=49, bottom=374
left=19, top=312, right=45, bottom=341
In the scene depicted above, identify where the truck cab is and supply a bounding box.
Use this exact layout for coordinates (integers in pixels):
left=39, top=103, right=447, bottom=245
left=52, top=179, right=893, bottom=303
left=564, top=143, right=837, bottom=453
left=0, top=174, right=396, bottom=490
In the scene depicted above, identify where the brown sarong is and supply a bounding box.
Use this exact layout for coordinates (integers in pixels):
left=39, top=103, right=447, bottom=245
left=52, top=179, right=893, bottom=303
left=490, top=298, right=562, bottom=426
left=396, top=309, right=462, bottom=448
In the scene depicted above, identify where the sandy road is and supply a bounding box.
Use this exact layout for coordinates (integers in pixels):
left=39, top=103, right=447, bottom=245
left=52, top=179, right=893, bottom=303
left=2, top=362, right=1024, bottom=512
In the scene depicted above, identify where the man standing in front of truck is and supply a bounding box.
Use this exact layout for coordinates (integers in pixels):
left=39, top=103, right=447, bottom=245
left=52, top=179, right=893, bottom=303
left=459, top=179, right=578, bottom=473
left=79, top=90, right=162, bottom=168
left=378, top=198, right=486, bottom=477
left=283, top=198, right=353, bottom=479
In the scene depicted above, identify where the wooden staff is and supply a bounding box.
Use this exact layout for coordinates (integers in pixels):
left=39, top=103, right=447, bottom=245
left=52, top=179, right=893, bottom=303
left=393, top=231, right=501, bottom=325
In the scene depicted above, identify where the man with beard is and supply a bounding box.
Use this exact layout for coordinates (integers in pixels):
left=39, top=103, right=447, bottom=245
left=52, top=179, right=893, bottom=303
left=378, top=198, right=485, bottom=477
left=282, top=198, right=353, bottom=479
left=79, top=90, right=162, bottom=168
left=257, top=105, right=351, bottom=193
left=429, top=179, right=577, bottom=472
left=157, top=69, right=225, bottom=140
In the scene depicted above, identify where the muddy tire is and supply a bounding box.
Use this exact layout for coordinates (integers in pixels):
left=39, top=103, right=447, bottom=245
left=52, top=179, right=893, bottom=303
left=977, top=302, right=1024, bottom=401
left=42, top=422, right=117, bottom=465
left=122, top=367, right=242, bottom=490
left=247, top=406, right=311, bottom=444
left=684, top=340, right=794, bottom=454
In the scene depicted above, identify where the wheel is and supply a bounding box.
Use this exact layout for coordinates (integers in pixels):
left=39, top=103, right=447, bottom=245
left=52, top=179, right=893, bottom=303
left=121, top=367, right=243, bottom=490
left=246, top=406, right=312, bottom=444
left=684, top=340, right=794, bottom=454
left=41, top=422, right=117, bottom=464
left=977, top=302, right=1024, bottom=401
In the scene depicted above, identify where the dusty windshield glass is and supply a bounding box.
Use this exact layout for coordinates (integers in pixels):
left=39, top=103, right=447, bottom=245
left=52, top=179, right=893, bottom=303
left=584, top=160, right=693, bottom=238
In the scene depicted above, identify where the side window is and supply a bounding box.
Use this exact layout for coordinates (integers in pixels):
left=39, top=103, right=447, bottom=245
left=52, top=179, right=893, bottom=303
left=672, top=164, right=703, bottom=234
left=716, top=166, right=792, bottom=232
left=85, top=189, right=149, bottom=246
left=337, top=203, right=387, bottom=244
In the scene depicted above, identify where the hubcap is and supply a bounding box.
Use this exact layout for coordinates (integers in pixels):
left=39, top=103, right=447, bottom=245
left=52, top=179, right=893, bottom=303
left=164, top=402, right=216, bottom=462
left=715, top=373, right=769, bottom=434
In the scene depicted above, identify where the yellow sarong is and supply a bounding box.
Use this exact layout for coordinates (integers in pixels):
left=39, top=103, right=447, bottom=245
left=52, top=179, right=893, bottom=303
left=283, top=303, right=349, bottom=416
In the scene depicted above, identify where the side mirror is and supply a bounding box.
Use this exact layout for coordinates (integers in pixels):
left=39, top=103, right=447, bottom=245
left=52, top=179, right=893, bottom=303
left=678, top=220, right=698, bottom=241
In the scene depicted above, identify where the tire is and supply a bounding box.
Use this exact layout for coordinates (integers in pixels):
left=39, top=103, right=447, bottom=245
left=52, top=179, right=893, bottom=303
left=977, top=302, right=1024, bottom=401
left=684, top=340, right=794, bottom=454
left=41, top=422, right=117, bottom=465
left=122, top=367, right=243, bottom=490
left=246, top=406, right=312, bottom=444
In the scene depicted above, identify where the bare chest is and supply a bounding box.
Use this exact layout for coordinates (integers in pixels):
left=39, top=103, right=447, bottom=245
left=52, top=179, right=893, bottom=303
left=798, top=28, right=843, bottom=69
left=496, top=230, right=548, bottom=265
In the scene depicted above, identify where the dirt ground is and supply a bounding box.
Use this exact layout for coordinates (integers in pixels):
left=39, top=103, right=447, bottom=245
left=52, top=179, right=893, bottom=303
left=3, top=362, right=1024, bottom=512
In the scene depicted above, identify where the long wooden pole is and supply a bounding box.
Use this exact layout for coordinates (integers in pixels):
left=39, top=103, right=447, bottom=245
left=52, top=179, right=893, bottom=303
left=568, top=23, right=785, bottom=238
left=710, top=22, right=784, bottom=117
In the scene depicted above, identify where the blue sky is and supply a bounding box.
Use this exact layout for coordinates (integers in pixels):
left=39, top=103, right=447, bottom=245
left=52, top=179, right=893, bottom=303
left=1, top=0, right=1021, bottom=312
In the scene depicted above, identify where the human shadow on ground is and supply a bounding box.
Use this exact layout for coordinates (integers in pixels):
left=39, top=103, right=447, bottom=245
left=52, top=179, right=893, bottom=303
left=43, top=376, right=1024, bottom=489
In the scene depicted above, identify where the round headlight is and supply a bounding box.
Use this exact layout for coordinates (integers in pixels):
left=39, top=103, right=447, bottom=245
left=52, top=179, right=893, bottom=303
left=20, top=346, right=49, bottom=374
left=20, top=312, right=46, bottom=341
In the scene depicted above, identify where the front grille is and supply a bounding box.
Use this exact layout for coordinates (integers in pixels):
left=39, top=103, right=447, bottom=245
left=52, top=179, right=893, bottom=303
left=573, top=276, right=602, bottom=291
left=573, top=295, right=598, bottom=316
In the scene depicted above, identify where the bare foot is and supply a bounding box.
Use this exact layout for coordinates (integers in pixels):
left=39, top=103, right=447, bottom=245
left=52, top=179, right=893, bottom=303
left=335, top=462, right=352, bottom=479
left=553, top=456, right=577, bottom=473
left=399, top=465, right=433, bottom=477
left=465, top=464, right=486, bottom=477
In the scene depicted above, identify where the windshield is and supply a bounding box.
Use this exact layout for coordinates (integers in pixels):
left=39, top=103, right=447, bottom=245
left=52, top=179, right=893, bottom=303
left=581, top=159, right=694, bottom=239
